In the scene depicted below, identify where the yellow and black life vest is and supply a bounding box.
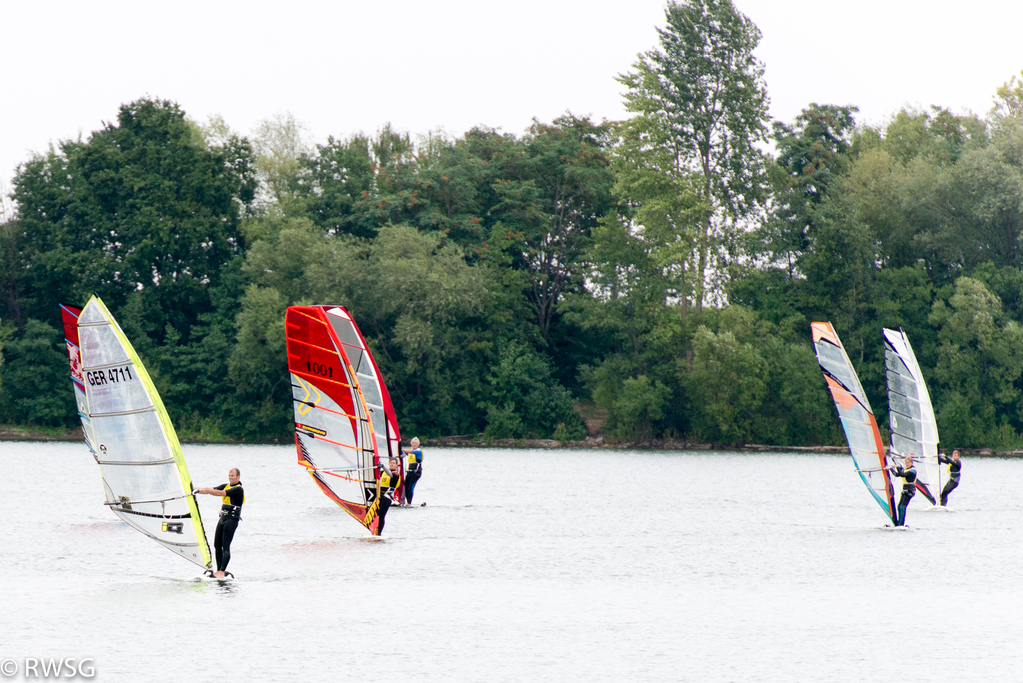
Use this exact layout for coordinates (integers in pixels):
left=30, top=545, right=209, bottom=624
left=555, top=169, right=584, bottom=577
left=221, top=482, right=245, bottom=506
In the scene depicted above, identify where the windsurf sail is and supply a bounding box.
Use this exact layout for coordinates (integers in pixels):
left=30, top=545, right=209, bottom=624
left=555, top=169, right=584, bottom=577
left=61, top=297, right=212, bottom=568
left=812, top=322, right=897, bottom=524
left=883, top=328, right=942, bottom=505
left=322, top=306, right=405, bottom=503
left=285, top=305, right=385, bottom=534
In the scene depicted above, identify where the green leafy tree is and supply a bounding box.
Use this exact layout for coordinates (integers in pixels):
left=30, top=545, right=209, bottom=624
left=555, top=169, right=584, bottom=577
left=251, top=111, right=313, bottom=210
left=929, top=277, right=1023, bottom=448
left=766, top=103, right=858, bottom=273
left=0, top=320, right=72, bottom=427
left=991, top=70, right=1023, bottom=119
left=221, top=285, right=291, bottom=439
left=12, top=97, right=256, bottom=340
left=483, top=116, right=615, bottom=337
left=682, top=312, right=768, bottom=444
left=293, top=134, right=376, bottom=237
left=479, top=342, right=585, bottom=439
left=617, top=0, right=770, bottom=311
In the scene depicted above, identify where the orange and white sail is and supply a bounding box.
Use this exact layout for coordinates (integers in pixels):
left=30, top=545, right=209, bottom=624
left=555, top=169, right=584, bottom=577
left=812, top=322, right=897, bottom=523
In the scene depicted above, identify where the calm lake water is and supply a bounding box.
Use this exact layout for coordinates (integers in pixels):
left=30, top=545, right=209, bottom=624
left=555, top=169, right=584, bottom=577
left=1, top=442, right=1019, bottom=682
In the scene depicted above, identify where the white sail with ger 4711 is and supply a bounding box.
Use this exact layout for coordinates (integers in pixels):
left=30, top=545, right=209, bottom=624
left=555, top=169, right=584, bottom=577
left=61, top=297, right=212, bottom=569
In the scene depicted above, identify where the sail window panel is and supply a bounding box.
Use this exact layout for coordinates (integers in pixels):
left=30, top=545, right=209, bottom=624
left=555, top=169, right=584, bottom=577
left=99, top=460, right=182, bottom=503
left=86, top=371, right=152, bottom=415
left=299, top=432, right=363, bottom=471
left=80, top=324, right=132, bottom=367
left=328, top=316, right=362, bottom=348
left=292, top=375, right=330, bottom=409
left=357, top=351, right=376, bottom=379
left=376, top=434, right=389, bottom=460
left=341, top=344, right=364, bottom=374
left=358, top=409, right=375, bottom=443
left=891, top=432, right=923, bottom=457
left=886, top=371, right=918, bottom=401
left=78, top=302, right=114, bottom=325
left=302, top=407, right=360, bottom=450
left=819, top=357, right=858, bottom=393
left=292, top=377, right=360, bottom=444
left=850, top=448, right=884, bottom=475
left=358, top=375, right=383, bottom=410
left=814, top=341, right=846, bottom=365
left=313, top=469, right=368, bottom=507
left=884, top=350, right=913, bottom=377
left=816, top=351, right=848, bottom=377
left=110, top=494, right=192, bottom=520
left=367, top=408, right=387, bottom=439
left=834, top=400, right=869, bottom=425
left=125, top=496, right=193, bottom=517
left=887, top=391, right=921, bottom=422
left=890, top=412, right=922, bottom=441
left=385, top=435, right=400, bottom=460
left=90, top=412, right=173, bottom=463
left=852, top=457, right=886, bottom=482
left=74, top=384, right=89, bottom=418
left=840, top=420, right=878, bottom=454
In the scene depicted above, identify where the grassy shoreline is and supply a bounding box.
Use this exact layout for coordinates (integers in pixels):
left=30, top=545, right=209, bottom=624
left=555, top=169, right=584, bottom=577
left=4, top=425, right=1018, bottom=456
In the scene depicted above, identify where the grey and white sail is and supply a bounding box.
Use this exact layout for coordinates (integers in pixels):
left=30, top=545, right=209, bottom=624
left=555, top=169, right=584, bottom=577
left=883, top=327, right=942, bottom=504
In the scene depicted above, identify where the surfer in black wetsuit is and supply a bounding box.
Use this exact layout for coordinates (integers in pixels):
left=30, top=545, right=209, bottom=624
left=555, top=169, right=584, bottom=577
left=938, top=449, right=962, bottom=506
left=889, top=456, right=917, bottom=526
left=195, top=468, right=244, bottom=577
left=375, top=457, right=400, bottom=535
left=403, top=437, right=423, bottom=505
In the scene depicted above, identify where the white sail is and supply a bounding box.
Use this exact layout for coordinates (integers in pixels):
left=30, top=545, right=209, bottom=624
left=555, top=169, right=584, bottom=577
left=883, top=328, right=942, bottom=504
left=62, top=297, right=212, bottom=568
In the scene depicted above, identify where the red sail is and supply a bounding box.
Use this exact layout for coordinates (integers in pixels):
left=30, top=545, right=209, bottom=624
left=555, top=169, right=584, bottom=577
left=286, top=306, right=383, bottom=535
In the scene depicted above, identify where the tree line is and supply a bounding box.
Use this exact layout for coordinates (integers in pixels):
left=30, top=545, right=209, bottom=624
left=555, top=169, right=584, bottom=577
left=2, top=0, right=1023, bottom=448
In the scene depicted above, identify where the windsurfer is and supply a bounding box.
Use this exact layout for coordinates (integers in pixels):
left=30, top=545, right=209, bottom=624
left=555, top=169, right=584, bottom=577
left=195, top=468, right=244, bottom=577
left=938, top=450, right=962, bottom=506
left=889, top=456, right=917, bottom=526
left=376, top=457, right=400, bottom=534
left=403, top=437, right=423, bottom=505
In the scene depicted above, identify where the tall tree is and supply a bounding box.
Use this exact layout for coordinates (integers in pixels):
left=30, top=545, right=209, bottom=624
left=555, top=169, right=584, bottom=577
left=292, top=134, right=376, bottom=238
left=251, top=111, right=313, bottom=210
left=490, top=115, right=615, bottom=338
left=617, top=0, right=770, bottom=312
left=12, top=97, right=256, bottom=339
left=766, top=103, right=858, bottom=273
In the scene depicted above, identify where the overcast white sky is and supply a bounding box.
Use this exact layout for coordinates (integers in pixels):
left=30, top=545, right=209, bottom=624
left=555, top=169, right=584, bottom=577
left=2, top=0, right=1020, bottom=197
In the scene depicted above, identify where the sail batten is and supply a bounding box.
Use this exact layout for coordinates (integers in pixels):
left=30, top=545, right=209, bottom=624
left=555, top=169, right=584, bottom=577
left=61, top=298, right=212, bottom=569
left=812, top=322, right=897, bottom=524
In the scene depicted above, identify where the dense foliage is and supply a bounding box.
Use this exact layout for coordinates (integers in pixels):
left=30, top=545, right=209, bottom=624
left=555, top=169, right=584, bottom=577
left=3, top=1, right=1023, bottom=449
